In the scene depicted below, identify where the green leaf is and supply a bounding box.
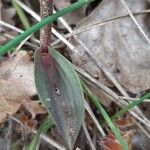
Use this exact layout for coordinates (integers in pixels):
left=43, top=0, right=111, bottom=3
left=34, top=48, right=85, bottom=149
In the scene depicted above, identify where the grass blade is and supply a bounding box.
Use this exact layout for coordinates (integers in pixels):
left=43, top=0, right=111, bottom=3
left=81, top=81, right=129, bottom=150
left=28, top=118, right=54, bottom=150
left=112, top=93, right=150, bottom=119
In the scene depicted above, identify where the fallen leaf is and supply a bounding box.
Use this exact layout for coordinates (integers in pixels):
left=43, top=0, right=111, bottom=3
left=0, top=51, right=41, bottom=124
left=19, top=113, right=29, bottom=125
left=71, top=0, right=150, bottom=93
left=17, top=113, right=38, bottom=129
left=101, top=130, right=134, bottom=150
left=0, top=93, right=16, bottom=123
left=22, top=101, right=46, bottom=119
left=114, top=117, right=134, bottom=130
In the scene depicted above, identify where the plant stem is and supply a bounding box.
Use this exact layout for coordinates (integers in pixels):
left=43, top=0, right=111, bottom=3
left=40, top=0, right=52, bottom=53
left=0, top=0, right=95, bottom=56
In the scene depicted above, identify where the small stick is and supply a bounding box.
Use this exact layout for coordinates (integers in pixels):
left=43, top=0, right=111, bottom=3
left=0, top=0, right=4, bottom=33
left=40, top=0, right=53, bottom=53
left=120, top=0, right=150, bottom=44
left=82, top=123, right=96, bottom=150
left=6, top=118, right=13, bottom=150
left=0, top=0, right=2, bottom=20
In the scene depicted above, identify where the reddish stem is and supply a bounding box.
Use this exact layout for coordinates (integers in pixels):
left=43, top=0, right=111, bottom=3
left=40, top=0, right=53, bottom=53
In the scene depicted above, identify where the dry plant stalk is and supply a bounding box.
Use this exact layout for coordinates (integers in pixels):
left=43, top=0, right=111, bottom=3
left=40, top=0, right=53, bottom=53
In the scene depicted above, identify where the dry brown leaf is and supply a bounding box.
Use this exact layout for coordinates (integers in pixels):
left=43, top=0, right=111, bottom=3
left=114, top=117, right=134, bottom=130
left=0, top=51, right=44, bottom=124
left=22, top=101, right=46, bottom=119
left=71, top=0, right=150, bottom=93
left=101, top=130, right=134, bottom=150
left=17, top=113, right=38, bottom=129
left=0, top=93, right=16, bottom=123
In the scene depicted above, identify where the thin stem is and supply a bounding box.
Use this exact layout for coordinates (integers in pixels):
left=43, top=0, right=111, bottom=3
left=40, top=0, right=52, bottom=53
left=0, top=0, right=2, bottom=20
left=0, top=0, right=94, bottom=56
left=0, top=0, right=3, bottom=33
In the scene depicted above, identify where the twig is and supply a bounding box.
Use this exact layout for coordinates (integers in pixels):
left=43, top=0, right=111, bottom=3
left=52, top=28, right=77, bottom=53
left=0, top=0, right=3, bottom=33
left=82, top=123, right=96, bottom=150
left=0, top=20, right=23, bottom=33
left=85, top=100, right=106, bottom=137
left=6, top=118, right=13, bottom=150
left=119, top=96, right=150, bottom=102
left=4, top=33, right=38, bottom=49
left=53, top=9, right=73, bottom=33
left=0, top=0, right=2, bottom=20
left=21, top=122, right=27, bottom=150
left=39, top=134, right=65, bottom=150
left=120, top=0, right=150, bottom=44
left=0, top=20, right=40, bottom=44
